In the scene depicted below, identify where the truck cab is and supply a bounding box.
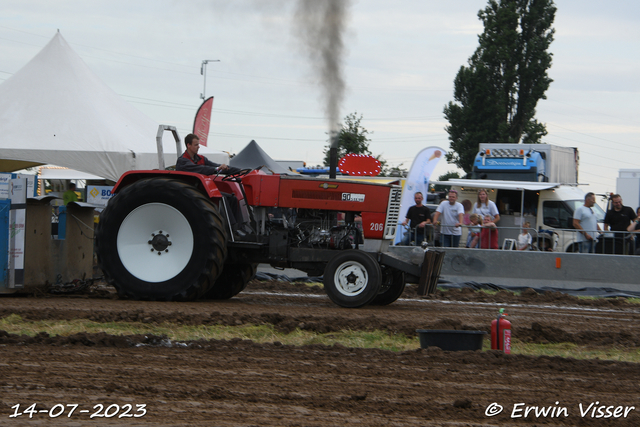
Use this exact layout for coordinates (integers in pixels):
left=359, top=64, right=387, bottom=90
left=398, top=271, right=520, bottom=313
left=471, top=143, right=579, bottom=184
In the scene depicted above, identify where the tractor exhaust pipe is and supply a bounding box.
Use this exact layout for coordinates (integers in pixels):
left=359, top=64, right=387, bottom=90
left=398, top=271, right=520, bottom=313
left=329, top=147, right=337, bottom=179
left=329, top=130, right=338, bottom=179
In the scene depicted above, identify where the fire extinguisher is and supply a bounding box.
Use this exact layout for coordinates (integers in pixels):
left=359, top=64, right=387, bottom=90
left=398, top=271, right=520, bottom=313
left=491, top=308, right=511, bottom=354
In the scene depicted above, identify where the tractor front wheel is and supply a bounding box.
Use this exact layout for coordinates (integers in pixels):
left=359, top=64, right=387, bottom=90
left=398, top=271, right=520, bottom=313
left=323, top=250, right=382, bottom=308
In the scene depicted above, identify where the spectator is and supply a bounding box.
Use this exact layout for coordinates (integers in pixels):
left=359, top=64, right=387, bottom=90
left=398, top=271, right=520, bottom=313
left=461, top=199, right=473, bottom=225
left=479, top=214, right=499, bottom=249
left=466, top=213, right=481, bottom=248
left=604, top=194, right=636, bottom=231
left=400, top=192, right=431, bottom=246
left=573, top=192, right=601, bottom=253
left=604, top=194, right=636, bottom=254
left=517, top=221, right=533, bottom=250
left=63, top=183, right=78, bottom=205
left=432, top=189, right=464, bottom=248
left=473, top=189, right=500, bottom=225
left=626, top=216, right=640, bottom=254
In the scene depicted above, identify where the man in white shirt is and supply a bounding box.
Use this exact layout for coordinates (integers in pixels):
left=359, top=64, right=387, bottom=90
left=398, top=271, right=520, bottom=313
left=432, top=189, right=465, bottom=248
left=573, top=192, right=601, bottom=254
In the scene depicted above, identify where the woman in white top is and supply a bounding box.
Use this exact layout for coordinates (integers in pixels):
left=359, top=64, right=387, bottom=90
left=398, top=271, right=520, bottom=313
left=472, top=189, right=500, bottom=224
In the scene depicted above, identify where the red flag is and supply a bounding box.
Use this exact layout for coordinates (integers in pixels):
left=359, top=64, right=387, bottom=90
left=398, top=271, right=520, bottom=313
left=193, top=96, right=214, bottom=147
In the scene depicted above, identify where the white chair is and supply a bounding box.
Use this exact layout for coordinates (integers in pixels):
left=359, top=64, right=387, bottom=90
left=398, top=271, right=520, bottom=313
left=502, top=238, right=516, bottom=250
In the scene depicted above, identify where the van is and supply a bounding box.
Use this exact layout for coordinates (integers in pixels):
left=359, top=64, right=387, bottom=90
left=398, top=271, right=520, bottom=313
left=440, top=179, right=605, bottom=252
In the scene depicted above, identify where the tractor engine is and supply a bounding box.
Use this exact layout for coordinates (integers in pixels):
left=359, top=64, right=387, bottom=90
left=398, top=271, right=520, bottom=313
left=282, top=208, right=361, bottom=250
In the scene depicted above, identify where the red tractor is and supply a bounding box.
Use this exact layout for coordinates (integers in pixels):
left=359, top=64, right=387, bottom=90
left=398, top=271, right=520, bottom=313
left=95, top=168, right=441, bottom=307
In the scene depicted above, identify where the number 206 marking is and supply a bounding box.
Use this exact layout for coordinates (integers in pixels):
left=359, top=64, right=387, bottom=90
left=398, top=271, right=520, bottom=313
left=370, top=223, right=384, bottom=231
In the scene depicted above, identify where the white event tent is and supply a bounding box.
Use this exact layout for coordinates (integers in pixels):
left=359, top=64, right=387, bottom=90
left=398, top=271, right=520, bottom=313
left=0, top=32, right=227, bottom=181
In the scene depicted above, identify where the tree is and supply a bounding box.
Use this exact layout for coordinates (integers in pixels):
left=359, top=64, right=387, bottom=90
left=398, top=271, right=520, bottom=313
left=323, top=112, right=372, bottom=166
left=433, top=171, right=461, bottom=192
left=443, top=0, right=556, bottom=173
left=323, top=112, right=407, bottom=177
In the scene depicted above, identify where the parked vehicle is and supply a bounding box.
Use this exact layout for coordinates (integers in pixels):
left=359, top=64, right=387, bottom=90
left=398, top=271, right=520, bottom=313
left=433, top=143, right=605, bottom=252
left=444, top=179, right=605, bottom=252
left=471, top=143, right=579, bottom=184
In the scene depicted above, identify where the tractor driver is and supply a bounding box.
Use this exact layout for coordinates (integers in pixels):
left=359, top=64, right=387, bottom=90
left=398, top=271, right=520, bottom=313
left=176, top=134, right=241, bottom=175
left=176, top=134, right=246, bottom=236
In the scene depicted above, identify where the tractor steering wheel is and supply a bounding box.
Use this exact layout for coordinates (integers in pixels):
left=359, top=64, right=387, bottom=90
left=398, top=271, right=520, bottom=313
left=221, top=168, right=253, bottom=181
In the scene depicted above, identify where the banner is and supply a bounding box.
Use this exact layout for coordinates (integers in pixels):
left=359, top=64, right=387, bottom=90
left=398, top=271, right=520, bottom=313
left=87, top=185, right=114, bottom=206
left=9, top=178, right=26, bottom=288
left=0, top=173, right=11, bottom=199
left=394, top=147, right=445, bottom=244
left=193, top=96, right=214, bottom=147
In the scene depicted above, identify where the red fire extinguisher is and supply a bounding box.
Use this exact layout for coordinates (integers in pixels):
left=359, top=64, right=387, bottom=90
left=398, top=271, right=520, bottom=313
left=491, top=308, right=511, bottom=354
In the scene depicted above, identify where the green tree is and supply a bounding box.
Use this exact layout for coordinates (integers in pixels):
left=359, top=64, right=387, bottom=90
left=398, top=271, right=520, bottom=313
left=323, top=112, right=407, bottom=177
left=443, top=0, right=556, bottom=173
left=323, top=112, right=372, bottom=166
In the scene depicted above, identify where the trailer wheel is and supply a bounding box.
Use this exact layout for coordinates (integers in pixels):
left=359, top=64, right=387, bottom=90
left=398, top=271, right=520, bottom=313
left=370, top=267, right=405, bottom=306
left=204, top=263, right=257, bottom=300
left=323, top=250, right=382, bottom=308
left=96, top=178, right=228, bottom=301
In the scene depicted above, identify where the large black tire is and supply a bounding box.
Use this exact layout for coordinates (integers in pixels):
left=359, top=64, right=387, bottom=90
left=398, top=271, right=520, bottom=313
left=323, top=250, right=382, bottom=308
left=204, top=263, right=258, bottom=300
left=369, top=267, right=405, bottom=306
left=95, top=178, right=228, bottom=301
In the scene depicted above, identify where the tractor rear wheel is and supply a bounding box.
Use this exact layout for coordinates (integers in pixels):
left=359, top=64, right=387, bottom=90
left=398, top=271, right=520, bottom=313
left=95, top=178, right=228, bottom=301
left=323, top=250, right=382, bottom=308
left=369, top=267, right=405, bottom=306
left=204, top=263, right=258, bottom=300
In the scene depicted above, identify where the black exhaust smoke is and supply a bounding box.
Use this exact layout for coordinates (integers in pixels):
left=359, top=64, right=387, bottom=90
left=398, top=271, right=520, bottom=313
left=293, top=0, right=350, bottom=178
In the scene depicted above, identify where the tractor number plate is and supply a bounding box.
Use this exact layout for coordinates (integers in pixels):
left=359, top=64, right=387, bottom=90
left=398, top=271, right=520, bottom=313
left=341, top=193, right=365, bottom=202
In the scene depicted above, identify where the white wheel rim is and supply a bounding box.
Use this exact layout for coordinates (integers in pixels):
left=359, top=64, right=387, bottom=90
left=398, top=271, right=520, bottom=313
left=333, top=261, right=368, bottom=297
left=117, top=203, right=194, bottom=283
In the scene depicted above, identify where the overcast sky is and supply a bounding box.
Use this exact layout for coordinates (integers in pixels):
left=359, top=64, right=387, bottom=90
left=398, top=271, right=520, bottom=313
left=1, top=0, right=639, bottom=198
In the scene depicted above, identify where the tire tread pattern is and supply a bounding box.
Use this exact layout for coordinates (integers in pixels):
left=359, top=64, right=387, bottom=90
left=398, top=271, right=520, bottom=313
left=96, top=178, right=228, bottom=301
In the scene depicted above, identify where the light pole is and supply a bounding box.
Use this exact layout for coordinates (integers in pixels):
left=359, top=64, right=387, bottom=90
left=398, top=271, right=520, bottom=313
left=200, top=59, right=220, bottom=99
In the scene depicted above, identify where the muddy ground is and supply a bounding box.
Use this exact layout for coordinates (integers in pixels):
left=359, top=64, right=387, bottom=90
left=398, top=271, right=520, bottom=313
left=1, top=280, right=640, bottom=426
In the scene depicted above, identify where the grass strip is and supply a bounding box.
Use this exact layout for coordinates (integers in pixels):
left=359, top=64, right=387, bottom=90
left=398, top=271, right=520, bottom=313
left=0, top=314, right=415, bottom=352
left=2, top=314, right=640, bottom=362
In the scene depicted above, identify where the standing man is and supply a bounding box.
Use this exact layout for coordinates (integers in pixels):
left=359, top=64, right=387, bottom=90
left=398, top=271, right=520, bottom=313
left=604, top=194, right=636, bottom=254
left=573, top=192, right=601, bottom=253
left=432, top=189, right=464, bottom=248
left=63, top=183, right=78, bottom=205
left=400, top=192, right=432, bottom=246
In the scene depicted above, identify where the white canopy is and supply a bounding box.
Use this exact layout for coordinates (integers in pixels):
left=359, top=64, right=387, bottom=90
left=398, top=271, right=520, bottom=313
left=431, top=179, right=563, bottom=192
left=0, top=32, right=226, bottom=181
left=38, top=167, right=104, bottom=181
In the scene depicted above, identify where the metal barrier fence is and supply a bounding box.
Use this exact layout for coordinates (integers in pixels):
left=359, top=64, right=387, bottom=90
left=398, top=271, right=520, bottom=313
left=397, top=223, right=640, bottom=255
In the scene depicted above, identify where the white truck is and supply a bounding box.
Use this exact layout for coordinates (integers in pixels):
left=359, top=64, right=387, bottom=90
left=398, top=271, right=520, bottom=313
left=435, top=144, right=604, bottom=252
left=442, top=179, right=604, bottom=252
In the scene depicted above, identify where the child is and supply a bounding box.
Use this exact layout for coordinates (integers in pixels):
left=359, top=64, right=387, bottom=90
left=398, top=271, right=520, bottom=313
left=480, top=214, right=499, bottom=249
left=466, top=213, right=481, bottom=248
left=517, top=221, right=533, bottom=251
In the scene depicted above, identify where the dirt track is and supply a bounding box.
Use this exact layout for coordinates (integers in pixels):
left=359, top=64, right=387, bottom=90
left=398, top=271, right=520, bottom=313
left=2, top=281, right=640, bottom=426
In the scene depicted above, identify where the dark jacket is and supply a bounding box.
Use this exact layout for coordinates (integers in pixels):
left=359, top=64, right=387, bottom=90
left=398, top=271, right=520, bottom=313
left=176, top=151, right=222, bottom=175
